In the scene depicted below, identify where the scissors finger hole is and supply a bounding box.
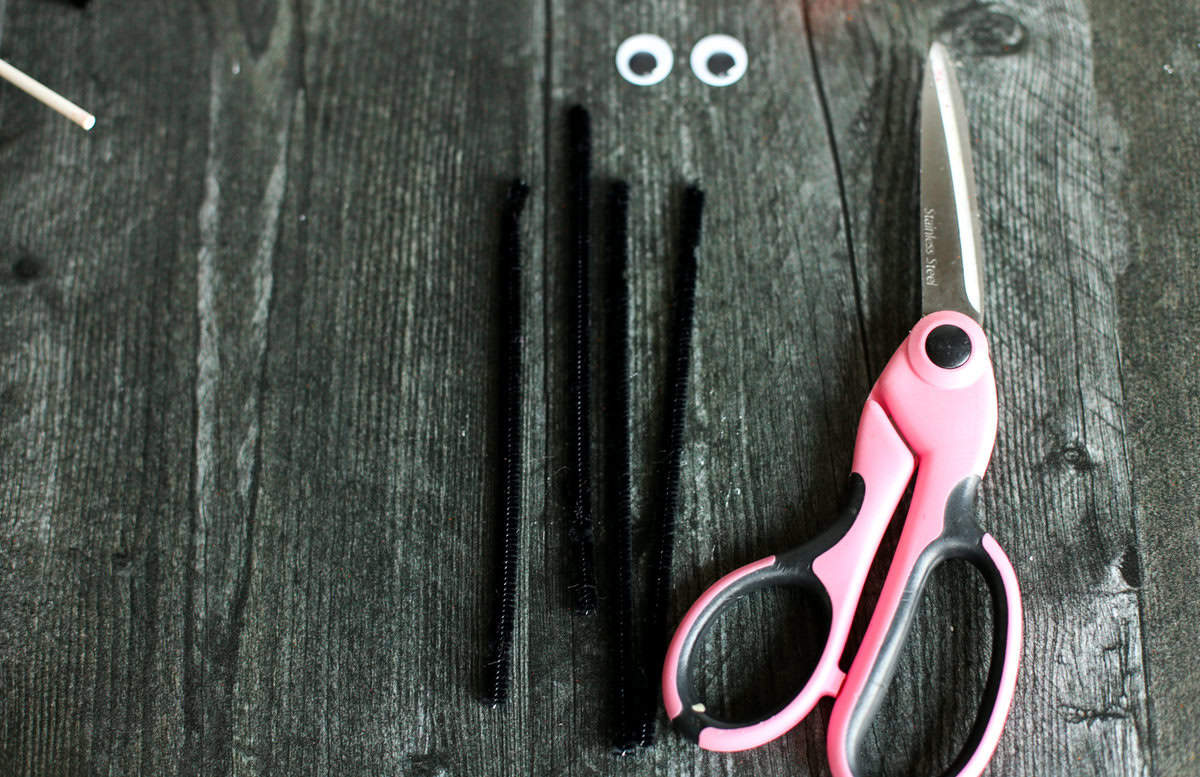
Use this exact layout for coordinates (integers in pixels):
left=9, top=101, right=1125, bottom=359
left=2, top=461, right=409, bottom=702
left=688, top=584, right=831, bottom=723
left=854, top=559, right=994, bottom=775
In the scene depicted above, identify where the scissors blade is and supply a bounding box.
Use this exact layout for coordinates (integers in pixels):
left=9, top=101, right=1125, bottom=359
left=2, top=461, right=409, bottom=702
left=919, top=42, right=985, bottom=324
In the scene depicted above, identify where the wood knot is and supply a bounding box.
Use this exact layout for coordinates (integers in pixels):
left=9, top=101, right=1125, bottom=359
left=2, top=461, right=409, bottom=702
left=404, top=753, right=449, bottom=777
left=0, top=382, right=21, bottom=403
left=1046, top=441, right=1096, bottom=473
left=1118, top=544, right=1142, bottom=588
left=937, top=3, right=1028, bottom=57
left=1058, top=702, right=1130, bottom=724
left=11, top=254, right=43, bottom=282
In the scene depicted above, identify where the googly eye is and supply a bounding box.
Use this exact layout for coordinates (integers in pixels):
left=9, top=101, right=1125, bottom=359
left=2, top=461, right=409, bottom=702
left=689, top=34, right=747, bottom=87
left=616, top=34, right=674, bottom=86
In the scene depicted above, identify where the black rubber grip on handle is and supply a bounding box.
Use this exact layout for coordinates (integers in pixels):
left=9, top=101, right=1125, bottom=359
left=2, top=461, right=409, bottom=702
left=837, top=476, right=1014, bottom=777
left=671, top=475, right=865, bottom=740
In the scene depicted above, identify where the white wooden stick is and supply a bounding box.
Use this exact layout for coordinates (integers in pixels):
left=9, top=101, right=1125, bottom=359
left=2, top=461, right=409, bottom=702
left=0, top=58, right=95, bottom=131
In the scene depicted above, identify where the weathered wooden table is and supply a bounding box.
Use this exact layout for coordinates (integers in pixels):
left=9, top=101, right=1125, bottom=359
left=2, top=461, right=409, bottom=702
left=2, top=0, right=1197, bottom=775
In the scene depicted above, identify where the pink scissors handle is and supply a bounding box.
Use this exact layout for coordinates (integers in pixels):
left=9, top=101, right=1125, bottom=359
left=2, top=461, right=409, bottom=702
left=662, top=398, right=915, bottom=751
left=662, top=312, right=1023, bottom=776
left=825, top=472, right=1022, bottom=777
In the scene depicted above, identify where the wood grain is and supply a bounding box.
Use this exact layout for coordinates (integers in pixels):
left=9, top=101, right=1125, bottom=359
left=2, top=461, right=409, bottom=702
left=1088, top=0, right=1200, bottom=773
left=0, top=0, right=1194, bottom=775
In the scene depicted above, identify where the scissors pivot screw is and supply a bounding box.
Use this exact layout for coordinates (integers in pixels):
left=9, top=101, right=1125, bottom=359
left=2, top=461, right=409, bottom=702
left=925, top=324, right=973, bottom=369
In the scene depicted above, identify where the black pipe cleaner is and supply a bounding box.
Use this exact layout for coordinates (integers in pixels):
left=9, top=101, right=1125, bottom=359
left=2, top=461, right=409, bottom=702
left=482, top=179, right=531, bottom=707
left=566, top=105, right=598, bottom=615
left=638, top=184, right=706, bottom=744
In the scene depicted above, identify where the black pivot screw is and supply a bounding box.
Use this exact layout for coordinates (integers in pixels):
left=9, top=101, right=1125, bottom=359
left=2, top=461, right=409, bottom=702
left=925, top=324, right=972, bottom=369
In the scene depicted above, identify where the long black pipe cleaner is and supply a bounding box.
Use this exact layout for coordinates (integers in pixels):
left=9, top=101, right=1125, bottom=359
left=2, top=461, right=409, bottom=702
left=604, top=181, right=641, bottom=752
left=638, top=183, right=706, bottom=745
left=566, top=105, right=598, bottom=615
left=482, top=179, right=531, bottom=707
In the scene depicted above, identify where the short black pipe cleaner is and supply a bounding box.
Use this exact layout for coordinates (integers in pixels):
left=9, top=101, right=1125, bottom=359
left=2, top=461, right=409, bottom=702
left=566, top=105, right=598, bottom=615
left=481, top=179, right=530, bottom=707
left=638, top=184, right=706, bottom=745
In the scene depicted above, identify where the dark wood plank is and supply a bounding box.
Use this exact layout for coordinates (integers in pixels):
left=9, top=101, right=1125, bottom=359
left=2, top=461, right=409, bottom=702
left=1087, top=0, right=1200, bottom=773
left=180, top=2, right=548, bottom=775
left=1, top=1, right=545, bottom=775
left=811, top=0, right=1149, bottom=774
left=544, top=3, right=868, bottom=775
left=1, top=3, right=213, bottom=775
left=542, top=2, right=930, bottom=775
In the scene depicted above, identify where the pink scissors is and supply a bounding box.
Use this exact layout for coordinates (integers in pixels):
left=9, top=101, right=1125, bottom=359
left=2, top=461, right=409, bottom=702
left=662, top=44, right=1022, bottom=777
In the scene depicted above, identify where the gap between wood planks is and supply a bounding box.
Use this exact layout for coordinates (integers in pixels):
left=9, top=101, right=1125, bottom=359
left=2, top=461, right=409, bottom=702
left=801, top=0, right=872, bottom=377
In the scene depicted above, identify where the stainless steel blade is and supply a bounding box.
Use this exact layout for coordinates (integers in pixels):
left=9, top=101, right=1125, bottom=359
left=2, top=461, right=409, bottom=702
left=920, top=42, right=985, bottom=323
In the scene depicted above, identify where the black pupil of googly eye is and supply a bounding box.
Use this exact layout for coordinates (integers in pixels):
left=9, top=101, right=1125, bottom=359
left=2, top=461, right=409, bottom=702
left=629, top=51, right=658, bottom=76
left=706, top=52, right=736, bottom=77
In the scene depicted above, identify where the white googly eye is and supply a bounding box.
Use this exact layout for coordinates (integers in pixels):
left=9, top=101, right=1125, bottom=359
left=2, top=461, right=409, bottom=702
left=689, top=34, right=747, bottom=87
left=616, top=34, right=674, bottom=86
